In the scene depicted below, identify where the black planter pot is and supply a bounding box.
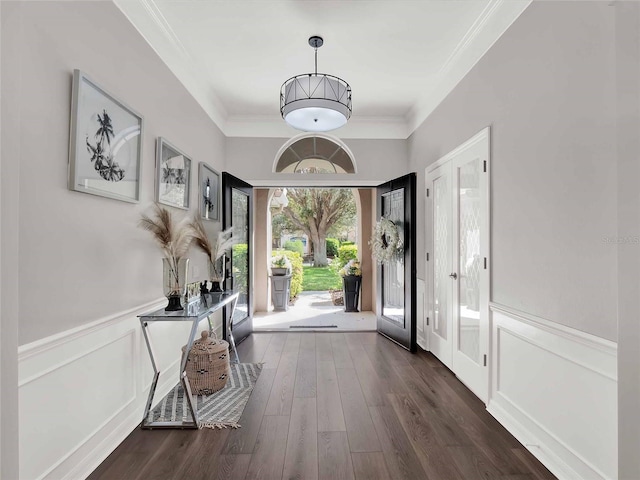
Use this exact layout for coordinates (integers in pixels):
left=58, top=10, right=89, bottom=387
left=342, top=275, right=362, bottom=312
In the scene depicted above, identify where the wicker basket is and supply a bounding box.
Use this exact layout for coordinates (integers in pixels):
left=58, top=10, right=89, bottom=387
left=182, top=330, right=230, bottom=395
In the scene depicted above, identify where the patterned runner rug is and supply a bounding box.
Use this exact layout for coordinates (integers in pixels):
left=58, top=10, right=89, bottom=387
left=149, top=362, right=263, bottom=429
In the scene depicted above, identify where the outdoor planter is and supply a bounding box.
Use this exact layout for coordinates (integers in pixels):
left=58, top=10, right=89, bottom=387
left=342, top=275, right=361, bottom=312
left=270, top=274, right=291, bottom=311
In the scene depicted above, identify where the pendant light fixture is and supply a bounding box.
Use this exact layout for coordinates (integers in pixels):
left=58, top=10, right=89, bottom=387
left=280, top=36, right=352, bottom=132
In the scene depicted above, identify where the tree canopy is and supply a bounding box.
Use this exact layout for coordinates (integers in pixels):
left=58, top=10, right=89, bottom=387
left=275, top=188, right=356, bottom=266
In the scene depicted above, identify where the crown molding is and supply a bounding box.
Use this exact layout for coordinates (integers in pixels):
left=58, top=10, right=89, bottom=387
left=405, top=0, right=532, bottom=134
left=114, top=0, right=229, bottom=131
left=115, top=0, right=530, bottom=140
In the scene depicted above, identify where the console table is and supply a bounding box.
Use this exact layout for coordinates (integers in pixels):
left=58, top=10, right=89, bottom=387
left=138, top=291, right=239, bottom=429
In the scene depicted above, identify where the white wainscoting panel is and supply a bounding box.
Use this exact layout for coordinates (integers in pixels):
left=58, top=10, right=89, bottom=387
left=488, top=304, right=617, bottom=480
left=18, top=299, right=224, bottom=480
left=416, top=278, right=427, bottom=350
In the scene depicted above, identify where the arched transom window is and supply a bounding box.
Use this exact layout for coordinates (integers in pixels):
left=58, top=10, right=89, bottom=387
left=274, top=134, right=356, bottom=174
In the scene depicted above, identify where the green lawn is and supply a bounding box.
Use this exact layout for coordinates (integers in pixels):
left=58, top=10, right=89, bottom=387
left=302, top=266, right=341, bottom=291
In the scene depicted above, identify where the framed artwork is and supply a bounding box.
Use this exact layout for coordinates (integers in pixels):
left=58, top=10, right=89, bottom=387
left=199, top=162, right=220, bottom=221
left=68, top=69, right=143, bottom=203
left=156, top=137, right=192, bottom=210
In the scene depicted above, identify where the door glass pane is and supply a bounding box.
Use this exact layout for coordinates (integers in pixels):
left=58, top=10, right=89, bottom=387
left=231, top=188, right=249, bottom=323
left=382, top=189, right=404, bottom=325
left=458, top=159, right=480, bottom=362
left=433, top=174, right=449, bottom=339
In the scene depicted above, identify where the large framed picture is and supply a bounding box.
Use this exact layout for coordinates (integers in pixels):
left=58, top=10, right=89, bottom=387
left=68, top=69, right=143, bottom=203
left=199, top=162, right=220, bottom=221
left=156, top=137, right=192, bottom=210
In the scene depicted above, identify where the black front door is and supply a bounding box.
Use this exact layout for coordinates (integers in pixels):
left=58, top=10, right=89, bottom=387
left=376, top=173, right=417, bottom=352
left=222, top=172, right=253, bottom=344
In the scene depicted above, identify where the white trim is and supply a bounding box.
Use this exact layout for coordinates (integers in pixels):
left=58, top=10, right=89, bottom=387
left=489, top=302, right=618, bottom=367
left=407, top=1, right=531, bottom=133
left=426, top=126, right=491, bottom=173
left=488, top=307, right=617, bottom=480
left=18, top=297, right=165, bottom=359
left=416, top=278, right=427, bottom=350
left=18, top=300, right=222, bottom=480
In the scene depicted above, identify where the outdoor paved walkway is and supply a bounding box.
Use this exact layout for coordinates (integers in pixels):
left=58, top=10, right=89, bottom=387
left=253, top=291, right=376, bottom=331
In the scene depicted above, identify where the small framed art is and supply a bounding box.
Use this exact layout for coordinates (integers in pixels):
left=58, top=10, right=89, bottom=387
left=199, top=162, right=220, bottom=221
left=156, top=137, right=192, bottom=210
left=68, top=69, right=143, bottom=203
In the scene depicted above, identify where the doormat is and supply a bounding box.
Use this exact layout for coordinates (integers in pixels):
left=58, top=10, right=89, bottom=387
left=148, top=362, right=262, bottom=429
left=289, top=325, right=338, bottom=328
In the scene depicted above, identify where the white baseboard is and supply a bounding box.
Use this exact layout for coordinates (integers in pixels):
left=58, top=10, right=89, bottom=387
left=488, top=303, right=617, bottom=480
left=18, top=299, right=224, bottom=480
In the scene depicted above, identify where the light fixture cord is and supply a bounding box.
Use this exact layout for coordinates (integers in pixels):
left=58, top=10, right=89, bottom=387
left=314, top=46, right=318, bottom=75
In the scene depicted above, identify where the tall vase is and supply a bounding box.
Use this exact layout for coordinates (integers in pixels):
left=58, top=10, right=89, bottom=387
left=208, top=255, right=225, bottom=292
left=163, top=257, right=189, bottom=311
left=342, top=275, right=362, bottom=312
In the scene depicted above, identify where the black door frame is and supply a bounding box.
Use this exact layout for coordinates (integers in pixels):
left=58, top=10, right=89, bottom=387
left=222, top=172, right=253, bottom=344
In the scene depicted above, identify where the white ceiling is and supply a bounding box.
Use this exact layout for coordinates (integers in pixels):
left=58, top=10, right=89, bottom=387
left=115, top=0, right=531, bottom=139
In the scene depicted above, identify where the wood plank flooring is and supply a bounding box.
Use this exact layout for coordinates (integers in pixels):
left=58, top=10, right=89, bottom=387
left=89, top=332, right=556, bottom=480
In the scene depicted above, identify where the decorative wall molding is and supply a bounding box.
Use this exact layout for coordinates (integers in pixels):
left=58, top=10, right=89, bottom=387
left=18, top=300, right=223, bottom=480
left=488, top=304, right=617, bottom=480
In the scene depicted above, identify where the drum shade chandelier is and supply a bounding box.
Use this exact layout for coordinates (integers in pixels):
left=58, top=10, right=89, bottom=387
left=280, top=36, right=352, bottom=132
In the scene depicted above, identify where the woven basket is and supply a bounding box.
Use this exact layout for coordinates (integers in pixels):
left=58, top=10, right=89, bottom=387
left=182, top=330, right=230, bottom=395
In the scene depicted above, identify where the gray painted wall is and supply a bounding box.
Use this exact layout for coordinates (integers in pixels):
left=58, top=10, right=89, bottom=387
left=408, top=1, right=618, bottom=341
left=0, top=2, right=20, bottom=478
left=615, top=3, right=640, bottom=479
left=1, top=1, right=226, bottom=345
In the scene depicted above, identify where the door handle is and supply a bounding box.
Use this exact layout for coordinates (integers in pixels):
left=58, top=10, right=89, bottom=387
left=449, top=273, right=457, bottom=279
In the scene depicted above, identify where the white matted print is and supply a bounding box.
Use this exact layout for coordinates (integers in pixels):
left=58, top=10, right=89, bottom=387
left=68, top=70, right=143, bottom=203
left=199, top=162, right=220, bottom=221
left=156, top=138, right=192, bottom=210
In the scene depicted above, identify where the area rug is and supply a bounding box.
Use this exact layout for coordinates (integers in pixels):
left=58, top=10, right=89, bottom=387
left=148, top=362, right=263, bottom=429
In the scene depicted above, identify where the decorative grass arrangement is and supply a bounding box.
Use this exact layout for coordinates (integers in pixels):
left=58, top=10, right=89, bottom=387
left=189, top=216, right=235, bottom=282
left=139, top=204, right=194, bottom=306
left=139, top=204, right=194, bottom=261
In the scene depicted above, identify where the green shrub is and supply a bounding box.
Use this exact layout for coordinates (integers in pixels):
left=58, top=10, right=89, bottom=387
left=337, top=244, right=358, bottom=268
left=341, top=241, right=355, bottom=246
left=232, top=243, right=248, bottom=294
left=326, top=238, right=339, bottom=257
left=272, top=250, right=303, bottom=301
left=284, top=240, right=304, bottom=256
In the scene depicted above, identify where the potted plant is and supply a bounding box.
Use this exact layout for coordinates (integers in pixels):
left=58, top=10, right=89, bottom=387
left=340, top=259, right=362, bottom=312
left=270, top=254, right=291, bottom=276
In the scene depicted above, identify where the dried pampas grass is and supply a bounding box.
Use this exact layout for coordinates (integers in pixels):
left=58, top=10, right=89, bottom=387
left=139, top=204, right=194, bottom=261
left=188, top=216, right=236, bottom=281
left=189, top=216, right=214, bottom=262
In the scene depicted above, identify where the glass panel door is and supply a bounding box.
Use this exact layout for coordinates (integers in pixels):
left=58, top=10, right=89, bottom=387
left=457, top=159, right=481, bottom=363
left=222, top=172, right=253, bottom=344
left=382, top=189, right=405, bottom=325
left=231, top=188, right=249, bottom=324
left=376, top=173, right=416, bottom=352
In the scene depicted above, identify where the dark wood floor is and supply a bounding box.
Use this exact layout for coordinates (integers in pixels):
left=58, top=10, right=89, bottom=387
left=89, top=332, right=555, bottom=480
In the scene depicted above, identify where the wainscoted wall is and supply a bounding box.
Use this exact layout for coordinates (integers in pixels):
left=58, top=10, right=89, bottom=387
left=488, top=304, right=617, bottom=480
left=18, top=301, right=223, bottom=480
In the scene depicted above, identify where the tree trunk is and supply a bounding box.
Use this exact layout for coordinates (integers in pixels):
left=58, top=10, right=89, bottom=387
left=310, top=222, right=328, bottom=266
left=313, top=236, right=327, bottom=267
